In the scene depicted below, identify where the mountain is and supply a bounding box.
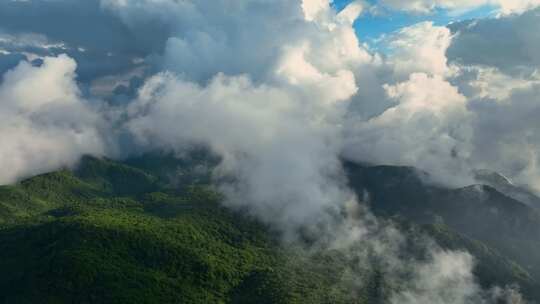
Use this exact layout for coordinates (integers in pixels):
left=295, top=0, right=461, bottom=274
left=344, top=161, right=540, bottom=298
left=0, top=156, right=376, bottom=304
left=0, top=155, right=539, bottom=303
left=474, top=169, right=540, bottom=211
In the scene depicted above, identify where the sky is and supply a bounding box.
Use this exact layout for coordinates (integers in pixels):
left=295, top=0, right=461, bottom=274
left=332, top=0, right=498, bottom=47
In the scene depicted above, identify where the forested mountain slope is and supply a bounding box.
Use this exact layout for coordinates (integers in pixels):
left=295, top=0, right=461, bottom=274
left=0, top=156, right=538, bottom=303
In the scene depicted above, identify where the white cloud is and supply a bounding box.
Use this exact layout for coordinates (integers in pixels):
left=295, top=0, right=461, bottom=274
left=0, top=55, right=107, bottom=184
left=498, top=0, right=540, bottom=14
left=378, top=0, right=491, bottom=14
left=103, top=0, right=374, bottom=239
left=126, top=71, right=354, bottom=235
left=125, top=64, right=508, bottom=302
left=460, top=66, right=540, bottom=100
left=303, top=0, right=330, bottom=21
left=341, top=13, right=540, bottom=193
left=344, top=73, right=474, bottom=186
left=99, top=3, right=508, bottom=300
left=102, top=0, right=375, bottom=84
left=376, top=0, right=540, bottom=15
left=391, top=250, right=479, bottom=304
left=100, top=0, right=540, bottom=193
left=336, top=0, right=366, bottom=24
left=0, top=32, right=67, bottom=52
left=384, top=22, right=454, bottom=77
left=102, top=0, right=310, bottom=83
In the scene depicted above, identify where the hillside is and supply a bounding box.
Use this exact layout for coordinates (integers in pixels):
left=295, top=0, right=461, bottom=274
left=0, top=155, right=538, bottom=303
left=0, top=156, right=372, bottom=303
left=345, top=161, right=540, bottom=299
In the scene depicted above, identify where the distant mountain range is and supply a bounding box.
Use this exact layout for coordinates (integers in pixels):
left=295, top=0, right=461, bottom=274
left=1, top=154, right=539, bottom=303
left=345, top=161, right=540, bottom=299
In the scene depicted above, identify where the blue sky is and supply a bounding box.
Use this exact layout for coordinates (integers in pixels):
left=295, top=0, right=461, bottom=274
left=332, top=0, right=497, bottom=46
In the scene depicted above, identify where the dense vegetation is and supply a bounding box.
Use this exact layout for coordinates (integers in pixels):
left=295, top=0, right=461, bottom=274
left=0, top=156, right=371, bottom=303
left=0, top=155, right=539, bottom=303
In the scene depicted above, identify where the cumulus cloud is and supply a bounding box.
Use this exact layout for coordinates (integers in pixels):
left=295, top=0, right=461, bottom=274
left=375, top=0, right=540, bottom=15
left=341, top=10, right=540, bottom=193
left=497, top=0, right=540, bottom=14
left=120, top=0, right=362, bottom=235
left=342, top=21, right=473, bottom=186
left=126, top=72, right=353, bottom=235
left=102, top=0, right=302, bottom=83
left=448, top=8, right=540, bottom=75
left=102, top=0, right=372, bottom=85
left=0, top=55, right=107, bottom=184
left=383, top=21, right=454, bottom=77
left=442, top=8, right=540, bottom=191
left=344, top=73, right=474, bottom=186
left=455, top=66, right=540, bottom=101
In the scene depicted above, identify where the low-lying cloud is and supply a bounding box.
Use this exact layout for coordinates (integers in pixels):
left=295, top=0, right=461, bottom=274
left=0, top=55, right=107, bottom=184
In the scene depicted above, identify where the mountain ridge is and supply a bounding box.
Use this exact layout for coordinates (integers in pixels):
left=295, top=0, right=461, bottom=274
left=0, top=155, right=539, bottom=303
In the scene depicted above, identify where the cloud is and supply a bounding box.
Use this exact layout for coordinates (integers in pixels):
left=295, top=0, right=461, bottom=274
left=383, top=21, right=454, bottom=78
left=467, top=83, right=540, bottom=192
left=448, top=8, right=540, bottom=75
left=102, top=0, right=371, bottom=85
left=454, top=66, right=540, bottom=101
left=377, top=0, right=492, bottom=14
left=125, top=72, right=354, bottom=235
left=344, top=73, right=474, bottom=186
left=0, top=55, right=107, bottom=184
left=390, top=250, right=479, bottom=304
left=337, top=1, right=367, bottom=24
left=0, top=0, right=155, bottom=87
left=497, top=0, right=540, bottom=14
left=374, top=0, right=540, bottom=15
left=341, top=12, right=540, bottom=193
left=443, top=9, right=540, bottom=191
left=121, top=0, right=363, bottom=233
left=102, top=0, right=302, bottom=83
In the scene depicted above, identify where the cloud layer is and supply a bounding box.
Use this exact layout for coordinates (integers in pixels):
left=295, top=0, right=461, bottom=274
left=1, top=0, right=540, bottom=302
